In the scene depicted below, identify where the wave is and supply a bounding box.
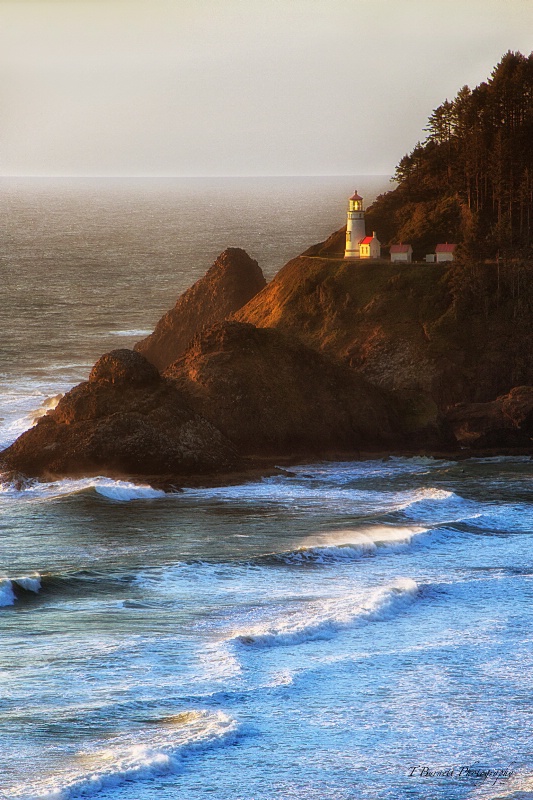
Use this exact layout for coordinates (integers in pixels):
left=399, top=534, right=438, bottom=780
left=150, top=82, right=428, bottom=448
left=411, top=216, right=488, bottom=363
left=0, top=476, right=167, bottom=503
left=396, top=487, right=484, bottom=525
left=289, top=456, right=457, bottom=484
left=226, top=577, right=419, bottom=649
left=267, top=525, right=428, bottom=564
left=461, top=502, right=533, bottom=535
left=0, top=567, right=148, bottom=610
left=111, top=328, right=153, bottom=337
left=0, top=573, right=41, bottom=607
left=182, top=479, right=456, bottom=519
left=0, top=378, right=75, bottom=449
left=14, top=710, right=239, bottom=800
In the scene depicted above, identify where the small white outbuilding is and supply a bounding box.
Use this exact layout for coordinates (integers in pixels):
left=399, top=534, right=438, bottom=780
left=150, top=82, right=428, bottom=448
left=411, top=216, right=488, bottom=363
left=435, top=243, right=457, bottom=262
left=390, top=244, right=413, bottom=263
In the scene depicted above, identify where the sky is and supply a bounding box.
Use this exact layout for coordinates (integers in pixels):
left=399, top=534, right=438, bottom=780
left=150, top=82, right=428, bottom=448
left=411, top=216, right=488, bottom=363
left=0, top=0, right=532, bottom=177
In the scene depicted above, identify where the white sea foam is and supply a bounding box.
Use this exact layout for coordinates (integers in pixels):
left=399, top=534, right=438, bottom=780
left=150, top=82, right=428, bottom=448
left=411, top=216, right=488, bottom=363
left=13, top=710, right=239, bottom=800
left=13, top=574, right=42, bottom=593
left=0, top=476, right=166, bottom=503
left=0, top=377, right=77, bottom=448
left=226, top=578, right=419, bottom=648
left=111, top=329, right=153, bottom=337
left=275, top=525, right=428, bottom=563
left=289, top=456, right=457, bottom=484
left=93, top=481, right=166, bottom=502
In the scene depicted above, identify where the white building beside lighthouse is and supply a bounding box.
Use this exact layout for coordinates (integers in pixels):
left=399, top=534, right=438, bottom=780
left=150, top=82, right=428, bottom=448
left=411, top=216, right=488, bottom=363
left=344, top=190, right=367, bottom=259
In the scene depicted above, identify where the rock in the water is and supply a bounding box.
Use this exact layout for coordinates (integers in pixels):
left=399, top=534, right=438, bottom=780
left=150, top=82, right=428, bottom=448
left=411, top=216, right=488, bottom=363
left=164, top=320, right=400, bottom=456
left=446, top=385, right=533, bottom=448
left=1, top=350, right=239, bottom=479
left=135, top=248, right=266, bottom=372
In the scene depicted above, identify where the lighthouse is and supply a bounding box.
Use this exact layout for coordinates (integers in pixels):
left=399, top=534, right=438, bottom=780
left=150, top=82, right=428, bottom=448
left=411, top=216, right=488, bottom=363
left=344, top=190, right=366, bottom=259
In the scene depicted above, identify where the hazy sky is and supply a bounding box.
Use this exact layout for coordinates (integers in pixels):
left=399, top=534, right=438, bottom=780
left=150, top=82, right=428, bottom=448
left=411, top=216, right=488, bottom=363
left=1, top=0, right=532, bottom=176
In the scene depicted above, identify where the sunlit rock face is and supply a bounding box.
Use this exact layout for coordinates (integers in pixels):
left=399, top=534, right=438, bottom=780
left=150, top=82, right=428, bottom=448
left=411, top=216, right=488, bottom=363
left=135, top=248, right=266, bottom=371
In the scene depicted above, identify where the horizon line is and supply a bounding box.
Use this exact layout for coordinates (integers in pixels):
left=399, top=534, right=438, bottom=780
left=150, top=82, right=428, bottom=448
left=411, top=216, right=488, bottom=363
left=0, top=173, right=393, bottom=180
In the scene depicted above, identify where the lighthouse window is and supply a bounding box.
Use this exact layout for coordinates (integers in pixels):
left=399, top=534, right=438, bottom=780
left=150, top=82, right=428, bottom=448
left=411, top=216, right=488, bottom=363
left=346, top=231, right=351, bottom=241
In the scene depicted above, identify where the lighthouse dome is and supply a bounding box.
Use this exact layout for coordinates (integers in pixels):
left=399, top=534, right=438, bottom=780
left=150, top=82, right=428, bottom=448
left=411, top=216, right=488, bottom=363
left=349, top=191, right=363, bottom=201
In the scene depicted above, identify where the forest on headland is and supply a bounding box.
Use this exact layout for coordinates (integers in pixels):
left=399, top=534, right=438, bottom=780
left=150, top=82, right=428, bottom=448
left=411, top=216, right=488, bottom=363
left=366, top=51, right=533, bottom=261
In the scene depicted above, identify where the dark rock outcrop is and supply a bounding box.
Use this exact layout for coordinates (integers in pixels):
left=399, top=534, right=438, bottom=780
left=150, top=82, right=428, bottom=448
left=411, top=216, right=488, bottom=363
left=165, top=321, right=401, bottom=456
left=446, top=386, right=533, bottom=448
left=89, top=349, right=160, bottom=386
left=135, top=248, right=266, bottom=372
left=1, top=349, right=239, bottom=480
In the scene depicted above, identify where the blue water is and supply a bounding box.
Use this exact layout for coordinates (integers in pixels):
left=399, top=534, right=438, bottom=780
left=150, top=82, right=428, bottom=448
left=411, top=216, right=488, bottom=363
left=1, top=178, right=532, bottom=800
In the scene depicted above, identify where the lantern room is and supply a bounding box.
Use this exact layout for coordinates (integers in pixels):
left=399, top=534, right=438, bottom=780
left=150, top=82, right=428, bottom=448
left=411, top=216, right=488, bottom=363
left=349, top=191, right=363, bottom=212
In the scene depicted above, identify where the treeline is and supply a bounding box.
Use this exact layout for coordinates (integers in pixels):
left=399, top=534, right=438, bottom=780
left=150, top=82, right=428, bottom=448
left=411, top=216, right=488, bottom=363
left=366, top=51, right=533, bottom=258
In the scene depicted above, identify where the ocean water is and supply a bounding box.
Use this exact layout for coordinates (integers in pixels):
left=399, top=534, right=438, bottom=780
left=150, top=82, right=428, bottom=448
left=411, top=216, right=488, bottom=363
left=1, top=177, right=532, bottom=800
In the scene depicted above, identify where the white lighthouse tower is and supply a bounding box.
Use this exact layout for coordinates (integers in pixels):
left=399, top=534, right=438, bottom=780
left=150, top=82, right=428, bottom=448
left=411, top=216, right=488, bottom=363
left=344, top=190, right=366, bottom=259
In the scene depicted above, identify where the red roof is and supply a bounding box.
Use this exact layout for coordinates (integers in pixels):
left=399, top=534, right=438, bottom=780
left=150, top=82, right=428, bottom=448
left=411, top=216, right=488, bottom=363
left=390, top=244, right=412, bottom=253
left=350, top=191, right=363, bottom=201
left=360, top=236, right=373, bottom=244
left=435, top=243, right=457, bottom=253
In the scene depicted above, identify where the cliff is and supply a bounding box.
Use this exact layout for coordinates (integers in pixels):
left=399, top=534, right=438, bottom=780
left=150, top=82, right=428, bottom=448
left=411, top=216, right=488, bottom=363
left=135, top=247, right=266, bottom=371
left=446, top=386, right=533, bottom=449
left=165, top=321, right=400, bottom=456
left=234, top=255, right=533, bottom=412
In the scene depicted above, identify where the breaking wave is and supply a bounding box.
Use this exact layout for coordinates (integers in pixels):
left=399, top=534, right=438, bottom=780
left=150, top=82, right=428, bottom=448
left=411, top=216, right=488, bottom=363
left=0, top=573, right=41, bottom=607
left=268, top=525, right=429, bottom=564
left=0, top=476, right=167, bottom=503
left=227, top=577, right=419, bottom=649
left=13, top=710, right=240, bottom=800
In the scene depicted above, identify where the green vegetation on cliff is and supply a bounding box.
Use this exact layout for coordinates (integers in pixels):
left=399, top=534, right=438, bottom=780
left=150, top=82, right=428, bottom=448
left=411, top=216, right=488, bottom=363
left=365, top=51, right=533, bottom=258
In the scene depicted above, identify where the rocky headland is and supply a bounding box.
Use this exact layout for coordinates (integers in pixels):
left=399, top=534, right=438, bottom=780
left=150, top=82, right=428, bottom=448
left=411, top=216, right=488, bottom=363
left=3, top=51, right=533, bottom=486
left=135, top=247, right=266, bottom=371
left=1, top=243, right=532, bottom=488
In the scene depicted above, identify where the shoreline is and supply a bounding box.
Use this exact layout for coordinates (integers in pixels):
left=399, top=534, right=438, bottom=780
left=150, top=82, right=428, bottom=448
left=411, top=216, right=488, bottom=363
left=16, top=446, right=531, bottom=493
left=141, top=446, right=533, bottom=491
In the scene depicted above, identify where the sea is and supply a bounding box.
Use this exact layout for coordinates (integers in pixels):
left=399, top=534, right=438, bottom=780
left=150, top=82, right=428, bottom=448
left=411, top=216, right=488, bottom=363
left=1, top=176, right=532, bottom=800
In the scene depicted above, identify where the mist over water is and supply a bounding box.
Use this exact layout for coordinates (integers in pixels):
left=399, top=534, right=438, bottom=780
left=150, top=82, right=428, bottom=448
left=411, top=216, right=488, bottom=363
left=1, top=178, right=532, bottom=800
